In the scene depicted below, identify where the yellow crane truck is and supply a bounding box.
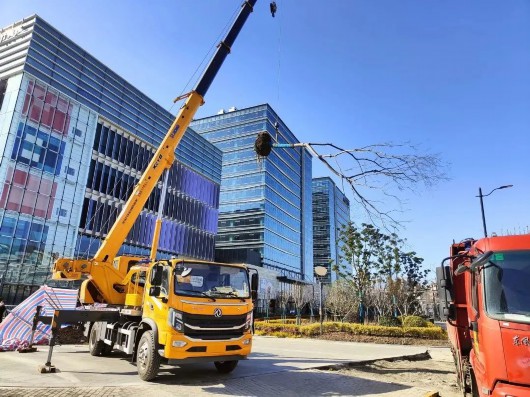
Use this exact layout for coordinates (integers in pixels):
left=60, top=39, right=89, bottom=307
left=35, top=0, right=259, bottom=381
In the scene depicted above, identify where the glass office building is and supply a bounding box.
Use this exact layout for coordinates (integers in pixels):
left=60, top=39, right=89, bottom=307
left=192, top=105, right=313, bottom=281
left=0, top=16, right=222, bottom=303
left=312, top=177, right=350, bottom=283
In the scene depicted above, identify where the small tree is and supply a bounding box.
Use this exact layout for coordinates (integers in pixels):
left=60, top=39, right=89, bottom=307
left=392, top=252, right=429, bottom=316
left=276, top=290, right=289, bottom=322
left=292, top=281, right=311, bottom=325
left=334, top=222, right=390, bottom=322
left=307, top=283, right=319, bottom=322
left=366, top=278, right=392, bottom=321
left=325, top=280, right=357, bottom=322
left=335, top=222, right=430, bottom=322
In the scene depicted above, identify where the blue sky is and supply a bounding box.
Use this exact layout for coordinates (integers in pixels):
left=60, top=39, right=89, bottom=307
left=1, top=0, right=529, bottom=274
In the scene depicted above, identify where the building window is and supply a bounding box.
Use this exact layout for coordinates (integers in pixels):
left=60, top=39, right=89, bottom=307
left=22, top=81, right=72, bottom=135
left=56, top=208, right=68, bottom=217
left=0, top=167, right=57, bottom=219
left=12, top=123, right=66, bottom=176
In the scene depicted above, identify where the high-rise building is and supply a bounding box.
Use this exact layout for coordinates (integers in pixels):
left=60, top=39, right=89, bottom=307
left=0, top=16, right=222, bottom=303
left=191, top=105, right=313, bottom=281
left=312, top=177, right=350, bottom=282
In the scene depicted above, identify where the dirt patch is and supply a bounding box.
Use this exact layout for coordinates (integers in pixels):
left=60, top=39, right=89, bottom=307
left=330, top=353, right=460, bottom=396
left=315, top=331, right=450, bottom=347
left=57, top=326, right=86, bottom=344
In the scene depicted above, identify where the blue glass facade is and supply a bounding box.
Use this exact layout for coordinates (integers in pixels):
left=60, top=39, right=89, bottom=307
left=0, top=16, right=222, bottom=303
left=192, top=105, right=313, bottom=280
left=312, top=177, right=351, bottom=283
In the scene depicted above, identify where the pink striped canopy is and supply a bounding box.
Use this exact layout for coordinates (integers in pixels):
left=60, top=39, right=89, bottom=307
left=0, top=286, right=78, bottom=350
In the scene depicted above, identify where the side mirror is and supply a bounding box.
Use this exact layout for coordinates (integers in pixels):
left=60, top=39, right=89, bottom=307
left=470, top=251, right=494, bottom=272
left=436, top=265, right=454, bottom=321
left=150, top=265, right=163, bottom=286
left=250, top=272, right=259, bottom=302
left=251, top=273, right=259, bottom=292
left=149, top=286, right=161, bottom=297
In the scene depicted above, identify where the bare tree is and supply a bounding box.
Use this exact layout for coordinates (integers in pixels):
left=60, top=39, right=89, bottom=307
left=255, top=132, right=447, bottom=230
left=366, top=278, right=392, bottom=321
left=390, top=278, right=419, bottom=316
left=276, top=290, right=289, bottom=322
left=307, top=284, right=319, bottom=322
left=292, top=282, right=311, bottom=325
left=325, top=280, right=357, bottom=322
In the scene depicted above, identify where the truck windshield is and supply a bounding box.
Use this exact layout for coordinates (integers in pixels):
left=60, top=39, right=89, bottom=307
left=483, top=250, right=530, bottom=323
left=173, top=262, right=250, bottom=299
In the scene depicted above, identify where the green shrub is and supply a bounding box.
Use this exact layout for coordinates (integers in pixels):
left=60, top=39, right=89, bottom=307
left=259, top=318, right=310, bottom=325
left=254, top=322, right=300, bottom=335
left=403, top=327, right=446, bottom=340
left=402, top=315, right=428, bottom=328
left=378, top=316, right=402, bottom=327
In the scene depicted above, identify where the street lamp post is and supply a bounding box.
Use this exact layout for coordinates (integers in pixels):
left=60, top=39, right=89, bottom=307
left=314, top=266, right=328, bottom=335
left=477, top=185, right=513, bottom=237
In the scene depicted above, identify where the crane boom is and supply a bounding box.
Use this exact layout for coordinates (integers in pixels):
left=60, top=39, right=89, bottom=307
left=96, top=0, right=256, bottom=263
left=53, top=0, right=257, bottom=304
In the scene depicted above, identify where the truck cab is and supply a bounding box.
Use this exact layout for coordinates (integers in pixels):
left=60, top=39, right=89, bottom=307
left=87, top=259, right=258, bottom=380
left=437, top=235, right=530, bottom=397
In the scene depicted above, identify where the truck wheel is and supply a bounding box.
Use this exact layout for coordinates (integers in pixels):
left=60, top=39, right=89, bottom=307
left=136, top=330, right=161, bottom=381
left=101, top=342, right=113, bottom=356
left=88, top=324, right=105, bottom=356
left=214, top=360, right=238, bottom=374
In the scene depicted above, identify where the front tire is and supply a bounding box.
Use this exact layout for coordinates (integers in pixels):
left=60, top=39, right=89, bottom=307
left=88, top=323, right=105, bottom=356
left=214, top=360, right=238, bottom=374
left=136, top=330, right=161, bottom=381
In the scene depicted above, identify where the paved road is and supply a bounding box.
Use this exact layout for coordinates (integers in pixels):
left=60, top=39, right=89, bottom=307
left=0, top=336, right=434, bottom=396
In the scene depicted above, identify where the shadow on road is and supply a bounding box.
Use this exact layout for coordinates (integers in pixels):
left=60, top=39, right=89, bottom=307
left=202, top=370, right=410, bottom=396
left=1, top=343, right=425, bottom=396
left=106, top=352, right=410, bottom=396
left=352, top=362, right=454, bottom=376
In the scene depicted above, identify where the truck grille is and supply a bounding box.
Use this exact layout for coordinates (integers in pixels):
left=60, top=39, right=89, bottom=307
left=182, top=313, right=247, bottom=340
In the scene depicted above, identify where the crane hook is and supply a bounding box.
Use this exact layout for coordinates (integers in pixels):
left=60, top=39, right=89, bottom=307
left=270, top=1, right=277, bottom=17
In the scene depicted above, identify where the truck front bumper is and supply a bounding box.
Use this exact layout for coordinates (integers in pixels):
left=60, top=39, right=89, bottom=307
left=161, top=332, right=252, bottom=361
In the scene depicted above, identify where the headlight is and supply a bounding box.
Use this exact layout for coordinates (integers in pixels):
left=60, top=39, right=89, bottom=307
left=244, top=312, right=253, bottom=331
left=168, top=308, right=183, bottom=332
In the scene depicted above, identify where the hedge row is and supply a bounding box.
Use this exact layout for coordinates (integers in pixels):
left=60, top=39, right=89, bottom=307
left=263, top=319, right=306, bottom=324
left=263, top=316, right=437, bottom=328
left=254, top=321, right=447, bottom=340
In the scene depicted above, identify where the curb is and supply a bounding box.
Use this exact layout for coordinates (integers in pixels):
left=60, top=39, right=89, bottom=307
left=311, top=351, right=431, bottom=371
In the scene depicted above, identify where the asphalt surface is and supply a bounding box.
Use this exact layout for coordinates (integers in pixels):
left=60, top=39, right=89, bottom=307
left=0, top=336, right=439, bottom=396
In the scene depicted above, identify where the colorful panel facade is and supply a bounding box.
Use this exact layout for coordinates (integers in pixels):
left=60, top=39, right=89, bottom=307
left=0, top=73, right=97, bottom=300
left=0, top=15, right=221, bottom=304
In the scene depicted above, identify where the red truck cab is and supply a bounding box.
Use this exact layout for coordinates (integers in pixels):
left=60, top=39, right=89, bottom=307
left=437, top=235, right=530, bottom=397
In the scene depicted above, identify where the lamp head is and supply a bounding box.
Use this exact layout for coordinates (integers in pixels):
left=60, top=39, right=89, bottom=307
left=314, top=266, right=328, bottom=277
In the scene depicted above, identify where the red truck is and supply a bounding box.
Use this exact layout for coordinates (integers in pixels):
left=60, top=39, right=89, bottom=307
left=437, top=234, right=530, bottom=397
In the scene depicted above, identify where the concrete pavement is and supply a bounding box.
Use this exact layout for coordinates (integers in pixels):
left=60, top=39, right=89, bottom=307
left=0, top=336, right=431, bottom=396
